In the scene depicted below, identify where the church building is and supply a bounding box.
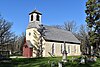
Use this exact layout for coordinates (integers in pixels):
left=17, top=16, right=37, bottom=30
left=23, top=10, right=81, bottom=58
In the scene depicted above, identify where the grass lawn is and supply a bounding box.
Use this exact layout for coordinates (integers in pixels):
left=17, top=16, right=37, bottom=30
left=0, top=56, right=100, bottom=67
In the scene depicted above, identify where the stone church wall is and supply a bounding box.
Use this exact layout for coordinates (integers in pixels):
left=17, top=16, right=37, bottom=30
left=44, top=41, right=81, bottom=57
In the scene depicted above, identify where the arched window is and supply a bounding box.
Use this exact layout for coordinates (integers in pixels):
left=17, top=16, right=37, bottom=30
left=31, top=15, right=33, bottom=21
left=29, top=32, right=31, bottom=36
left=36, top=14, right=40, bottom=21
left=52, top=43, right=54, bottom=55
left=61, top=44, right=63, bottom=53
left=68, top=45, right=70, bottom=53
left=74, top=46, right=76, bottom=53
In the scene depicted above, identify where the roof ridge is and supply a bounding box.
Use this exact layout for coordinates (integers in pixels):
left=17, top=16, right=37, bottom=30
left=44, top=25, right=71, bottom=33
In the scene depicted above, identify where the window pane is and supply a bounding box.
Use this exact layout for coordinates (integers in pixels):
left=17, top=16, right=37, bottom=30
left=36, top=14, right=39, bottom=21
left=68, top=45, right=70, bottom=53
left=31, top=15, right=33, bottom=21
left=52, top=43, right=54, bottom=55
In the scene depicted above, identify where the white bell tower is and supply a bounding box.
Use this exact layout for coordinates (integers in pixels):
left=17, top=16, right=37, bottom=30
left=29, top=9, right=42, bottom=24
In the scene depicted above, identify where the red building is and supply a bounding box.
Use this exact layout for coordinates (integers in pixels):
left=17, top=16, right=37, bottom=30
left=23, top=40, right=33, bottom=58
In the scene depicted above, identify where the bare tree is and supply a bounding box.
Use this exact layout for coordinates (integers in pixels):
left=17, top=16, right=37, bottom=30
left=0, top=16, right=15, bottom=56
left=19, top=32, right=26, bottom=53
left=75, top=24, right=89, bottom=55
left=38, top=24, right=45, bottom=57
left=64, top=21, right=77, bottom=33
left=51, top=21, right=77, bottom=34
left=13, top=32, right=25, bottom=55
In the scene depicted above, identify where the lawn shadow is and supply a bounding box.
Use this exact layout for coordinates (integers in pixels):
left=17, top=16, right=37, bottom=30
left=0, top=57, right=100, bottom=67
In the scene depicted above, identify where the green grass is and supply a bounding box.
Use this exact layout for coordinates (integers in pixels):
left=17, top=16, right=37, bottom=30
left=0, top=56, right=100, bottom=67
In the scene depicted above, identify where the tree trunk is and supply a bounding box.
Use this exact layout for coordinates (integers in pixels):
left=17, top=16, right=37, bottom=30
left=89, top=46, right=91, bottom=56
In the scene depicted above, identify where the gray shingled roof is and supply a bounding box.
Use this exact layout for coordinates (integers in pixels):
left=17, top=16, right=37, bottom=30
left=26, top=40, right=33, bottom=48
left=27, top=21, right=40, bottom=29
left=44, top=26, right=80, bottom=44
left=27, top=22, right=80, bottom=44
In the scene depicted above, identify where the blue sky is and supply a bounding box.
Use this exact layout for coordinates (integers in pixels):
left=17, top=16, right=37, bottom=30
left=0, top=0, right=87, bottom=35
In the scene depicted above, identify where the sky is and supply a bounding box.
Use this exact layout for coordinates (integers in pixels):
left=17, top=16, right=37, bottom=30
left=0, top=0, right=87, bottom=35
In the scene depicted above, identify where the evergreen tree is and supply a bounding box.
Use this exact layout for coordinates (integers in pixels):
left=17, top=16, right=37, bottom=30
left=85, top=0, right=100, bottom=55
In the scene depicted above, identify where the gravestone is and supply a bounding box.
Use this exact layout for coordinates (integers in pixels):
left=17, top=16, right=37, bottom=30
left=80, top=58, right=85, bottom=64
left=51, top=61, right=55, bottom=67
left=62, top=41, right=68, bottom=62
left=58, top=62, right=62, bottom=67
left=93, top=56, right=97, bottom=61
left=62, top=50, right=67, bottom=62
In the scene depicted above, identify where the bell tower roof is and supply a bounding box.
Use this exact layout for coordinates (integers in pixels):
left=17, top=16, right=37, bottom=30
left=29, top=9, right=42, bottom=15
left=28, top=9, right=42, bottom=29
